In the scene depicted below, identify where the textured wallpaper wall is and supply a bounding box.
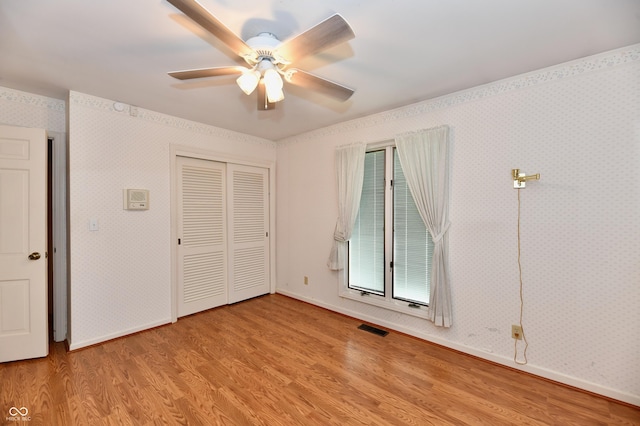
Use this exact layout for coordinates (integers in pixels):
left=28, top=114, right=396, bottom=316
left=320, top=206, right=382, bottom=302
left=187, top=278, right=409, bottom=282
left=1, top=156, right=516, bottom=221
left=68, top=92, right=276, bottom=349
left=0, top=87, right=65, bottom=132
left=276, top=44, right=640, bottom=404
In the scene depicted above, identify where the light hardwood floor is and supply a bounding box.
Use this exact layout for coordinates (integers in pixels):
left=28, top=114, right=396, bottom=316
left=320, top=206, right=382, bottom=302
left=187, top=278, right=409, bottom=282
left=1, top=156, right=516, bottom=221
left=1, top=294, right=638, bottom=425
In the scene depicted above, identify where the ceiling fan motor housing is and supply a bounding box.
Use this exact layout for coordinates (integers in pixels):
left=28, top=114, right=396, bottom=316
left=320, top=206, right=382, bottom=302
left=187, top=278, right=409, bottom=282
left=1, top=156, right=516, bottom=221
left=245, top=32, right=283, bottom=65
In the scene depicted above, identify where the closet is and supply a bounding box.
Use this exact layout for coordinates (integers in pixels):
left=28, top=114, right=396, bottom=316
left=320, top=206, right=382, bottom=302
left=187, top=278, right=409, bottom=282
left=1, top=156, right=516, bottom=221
left=176, top=156, right=269, bottom=317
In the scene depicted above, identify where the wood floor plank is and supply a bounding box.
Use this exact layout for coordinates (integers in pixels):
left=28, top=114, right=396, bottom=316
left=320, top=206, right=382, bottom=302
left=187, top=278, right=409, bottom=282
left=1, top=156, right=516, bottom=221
left=48, top=342, right=78, bottom=405
left=49, top=400, right=73, bottom=426
left=111, top=381, right=154, bottom=425
left=199, top=358, right=307, bottom=425
left=1, top=294, right=638, bottom=425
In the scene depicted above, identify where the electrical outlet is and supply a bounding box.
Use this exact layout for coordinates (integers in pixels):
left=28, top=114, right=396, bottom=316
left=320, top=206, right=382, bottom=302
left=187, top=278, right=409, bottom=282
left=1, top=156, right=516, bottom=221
left=304, top=276, right=309, bottom=285
left=512, top=324, right=523, bottom=340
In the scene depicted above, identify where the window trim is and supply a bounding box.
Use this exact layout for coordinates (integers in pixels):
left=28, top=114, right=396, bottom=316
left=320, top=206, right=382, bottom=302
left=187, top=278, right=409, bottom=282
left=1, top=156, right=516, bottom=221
left=339, top=269, right=430, bottom=319
left=340, top=141, right=430, bottom=320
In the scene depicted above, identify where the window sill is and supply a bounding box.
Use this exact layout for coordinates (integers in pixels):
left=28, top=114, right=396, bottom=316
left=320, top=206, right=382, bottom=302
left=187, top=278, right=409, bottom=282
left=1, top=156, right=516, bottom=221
left=339, top=287, right=430, bottom=320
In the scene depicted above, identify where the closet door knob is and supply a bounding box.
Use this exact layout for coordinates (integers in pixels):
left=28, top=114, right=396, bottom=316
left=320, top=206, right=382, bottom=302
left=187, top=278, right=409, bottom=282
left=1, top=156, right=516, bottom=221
left=28, top=252, right=41, bottom=260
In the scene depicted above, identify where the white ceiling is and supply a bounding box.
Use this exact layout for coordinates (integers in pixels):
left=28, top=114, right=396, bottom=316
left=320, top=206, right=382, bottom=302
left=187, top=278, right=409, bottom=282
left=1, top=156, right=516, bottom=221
left=1, top=0, right=639, bottom=141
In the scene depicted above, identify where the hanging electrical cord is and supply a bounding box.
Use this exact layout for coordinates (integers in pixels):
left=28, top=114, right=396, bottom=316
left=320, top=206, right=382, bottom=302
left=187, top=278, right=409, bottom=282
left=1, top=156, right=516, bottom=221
left=514, top=188, right=529, bottom=365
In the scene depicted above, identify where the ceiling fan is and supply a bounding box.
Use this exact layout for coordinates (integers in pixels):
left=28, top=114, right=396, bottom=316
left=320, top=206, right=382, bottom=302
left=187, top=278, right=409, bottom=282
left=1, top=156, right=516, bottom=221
left=166, top=0, right=355, bottom=110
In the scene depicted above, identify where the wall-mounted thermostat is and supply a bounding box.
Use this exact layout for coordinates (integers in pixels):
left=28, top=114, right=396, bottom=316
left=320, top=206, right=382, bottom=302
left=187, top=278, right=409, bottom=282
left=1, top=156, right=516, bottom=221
left=123, top=189, right=149, bottom=210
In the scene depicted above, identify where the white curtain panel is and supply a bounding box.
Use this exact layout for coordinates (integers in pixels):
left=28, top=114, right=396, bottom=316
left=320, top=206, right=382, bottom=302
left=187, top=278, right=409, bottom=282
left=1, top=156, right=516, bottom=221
left=327, top=143, right=366, bottom=270
left=395, top=126, right=452, bottom=327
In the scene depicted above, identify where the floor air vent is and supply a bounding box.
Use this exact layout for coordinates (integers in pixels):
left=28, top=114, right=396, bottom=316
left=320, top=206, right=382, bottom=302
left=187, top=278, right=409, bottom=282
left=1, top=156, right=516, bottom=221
left=358, top=324, right=388, bottom=337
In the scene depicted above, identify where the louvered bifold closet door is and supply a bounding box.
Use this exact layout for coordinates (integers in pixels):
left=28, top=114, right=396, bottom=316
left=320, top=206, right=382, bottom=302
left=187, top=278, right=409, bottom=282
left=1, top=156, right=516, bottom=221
left=177, top=157, right=227, bottom=317
left=227, top=164, right=269, bottom=304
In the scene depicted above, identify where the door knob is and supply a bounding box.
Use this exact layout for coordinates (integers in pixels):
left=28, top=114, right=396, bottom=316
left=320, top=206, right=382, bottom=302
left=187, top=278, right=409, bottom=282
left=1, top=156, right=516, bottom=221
left=28, top=252, right=41, bottom=260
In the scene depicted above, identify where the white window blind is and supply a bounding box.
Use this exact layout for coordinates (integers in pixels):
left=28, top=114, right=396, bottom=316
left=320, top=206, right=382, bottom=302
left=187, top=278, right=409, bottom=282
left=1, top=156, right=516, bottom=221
left=393, top=149, right=432, bottom=305
left=348, top=150, right=385, bottom=295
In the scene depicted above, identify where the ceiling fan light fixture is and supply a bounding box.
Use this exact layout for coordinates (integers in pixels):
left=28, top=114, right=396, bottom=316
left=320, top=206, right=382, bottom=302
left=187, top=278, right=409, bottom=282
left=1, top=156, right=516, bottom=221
left=263, top=68, right=284, bottom=103
left=266, top=87, right=284, bottom=103
left=236, top=69, right=260, bottom=95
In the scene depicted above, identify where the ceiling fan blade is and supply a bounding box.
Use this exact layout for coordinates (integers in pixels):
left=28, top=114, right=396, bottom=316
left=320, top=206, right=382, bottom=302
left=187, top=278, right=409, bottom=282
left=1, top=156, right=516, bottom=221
left=273, top=14, right=354, bottom=63
left=285, top=69, right=354, bottom=102
left=168, top=66, right=245, bottom=80
left=167, top=0, right=257, bottom=61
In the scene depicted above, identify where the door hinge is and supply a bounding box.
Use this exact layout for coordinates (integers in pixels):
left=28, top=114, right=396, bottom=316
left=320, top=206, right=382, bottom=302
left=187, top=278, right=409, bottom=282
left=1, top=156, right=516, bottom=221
left=266, top=231, right=269, bottom=237
left=178, top=238, right=181, bottom=245
left=390, top=261, right=393, bottom=268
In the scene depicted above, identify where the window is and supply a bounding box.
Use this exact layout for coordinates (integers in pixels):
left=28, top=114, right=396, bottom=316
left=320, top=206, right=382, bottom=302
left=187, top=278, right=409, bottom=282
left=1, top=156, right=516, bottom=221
left=347, top=145, right=433, bottom=310
left=348, top=150, right=385, bottom=295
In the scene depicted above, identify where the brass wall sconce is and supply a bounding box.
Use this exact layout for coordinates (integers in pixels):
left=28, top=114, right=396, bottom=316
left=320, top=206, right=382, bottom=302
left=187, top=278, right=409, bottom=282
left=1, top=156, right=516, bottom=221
left=512, top=169, right=540, bottom=189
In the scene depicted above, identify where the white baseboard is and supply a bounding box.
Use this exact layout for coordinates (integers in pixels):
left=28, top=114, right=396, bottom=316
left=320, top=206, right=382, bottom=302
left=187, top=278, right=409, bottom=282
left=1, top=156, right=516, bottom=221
left=276, top=289, right=640, bottom=407
left=68, top=318, right=171, bottom=351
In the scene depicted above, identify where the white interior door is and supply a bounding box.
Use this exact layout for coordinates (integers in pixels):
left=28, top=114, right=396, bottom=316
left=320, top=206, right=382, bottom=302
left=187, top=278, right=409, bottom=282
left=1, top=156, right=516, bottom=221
left=227, top=164, right=269, bottom=304
left=177, top=156, right=227, bottom=317
left=0, top=125, right=48, bottom=363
